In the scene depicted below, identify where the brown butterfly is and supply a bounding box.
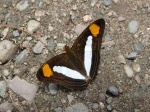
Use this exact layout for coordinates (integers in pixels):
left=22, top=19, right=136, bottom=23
left=37, top=19, right=105, bottom=89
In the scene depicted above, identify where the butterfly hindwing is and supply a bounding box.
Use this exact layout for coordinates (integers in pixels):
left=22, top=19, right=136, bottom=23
left=37, top=19, right=105, bottom=89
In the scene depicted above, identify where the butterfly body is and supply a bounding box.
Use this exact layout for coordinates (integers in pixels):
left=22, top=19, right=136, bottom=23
left=37, top=19, right=105, bottom=89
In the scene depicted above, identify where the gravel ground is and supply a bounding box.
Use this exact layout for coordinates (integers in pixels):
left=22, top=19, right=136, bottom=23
left=0, top=0, right=150, bottom=112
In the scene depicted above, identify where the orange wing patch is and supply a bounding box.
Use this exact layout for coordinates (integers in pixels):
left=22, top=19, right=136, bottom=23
left=89, top=24, right=100, bottom=37
left=42, top=64, right=53, bottom=77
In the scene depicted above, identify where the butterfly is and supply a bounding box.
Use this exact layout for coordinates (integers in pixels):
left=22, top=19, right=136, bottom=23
left=37, top=19, right=105, bottom=89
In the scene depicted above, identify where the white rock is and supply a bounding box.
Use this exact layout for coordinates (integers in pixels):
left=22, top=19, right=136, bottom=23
left=91, top=0, right=98, bottom=6
left=8, top=76, right=38, bottom=102
left=35, top=9, right=45, bottom=17
left=56, top=43, right=66, bottom=50
left=124, top=65, right=134, bottom=77
left=0, top=40, right=18, bottom=64
left=16, top=0, right=29, bottom=11
left=128, top=20, right=139, bottom=33
left=3, top=69, right=9, bottom=76
left=1, top=28, right=9, bottom=38
left=0, top=81, right=6, bottom=98
left=117, top=54, right=126, bottom=64
left=135, top=75, right=141, bottom=84
left=83, top=15, right=92, bottom=22
left=33, top=36, right=47, bottom=54
left=27, top=20, right=40, bottom=34
left=132, top=63, right=141, bottom=72
left=67, top=95, right=74, bottom=103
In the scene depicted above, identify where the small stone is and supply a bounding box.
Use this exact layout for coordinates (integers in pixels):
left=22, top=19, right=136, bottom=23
left=106, top=97, right=112, bottom=104
left=107, top=86, right=119, bottom=96
left=113, top=0, right=118, bottom=4
left=117, top=54, right=126, bottom=64
left=91, top=0, right=98, bottom=7
left=135, top=75, right=141, bottom=84
left=0, top=102, right=14, bottom=112
left=72, top=5, right=77, bottom=10
left=48, top=25, right=54, bottom=31
left=35, top=9, right=45, bottom=17
left=132, top=63, right=141, bottom=72
left=56, top=43, right=66, bottom=50
left=54, top=107, right=63, bottom=112
left=15, top=49, right=28, bottom=64
left=12, top=30, right=20, bottom=37
left=107, top=104, right=112, bottom=111
left=48, top=83, right=58, bottom=95
left=1, top=28, right=9, bottom=38
left=79, top=92, right=86, bottom=99
left=47, top=38, right=55, bottom=50
left=99, top=93, right=106, bottom=101
left=104, top=0, right=111, bottom=7
left=124, top=65, right=134, bottom=77
left=83, top=15, right=92, bottom=22
left=134, top=43, right=144, bottom=53
left=128, top=20, right=139, bottom=33
left=3, top=69, right=9, bottom=76
left=27, top=20, right=40, bottom=34
left=99, top=102, right=105, bottom=109
left=92, top=103, right=99, bottom=109
left=16, top=0, right=29, bottom=11
left=0, top=81, right=7, bottom=98
left=118, top=16, right=126, bottom=22
left=134, top=109, right=141, bottom=112
left=127, top=52, right=137, bottom=60
left=75, top=24, right=86, bottom=35
left=65, top=103, right=88, bottom=112
left=0, top=40, right=18, bottom=64
left=67, top=95, right=74, bottom=103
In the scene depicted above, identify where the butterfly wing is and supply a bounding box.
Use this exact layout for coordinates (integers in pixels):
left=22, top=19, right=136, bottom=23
left=37, top=53, right=88, bottom=89
left=71, top=19, right=105, bottom=79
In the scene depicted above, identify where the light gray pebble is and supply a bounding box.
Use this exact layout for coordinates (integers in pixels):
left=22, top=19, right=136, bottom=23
left=54, top=107, right=63, bottom=112
left=47, top=38, right=55, bottom=50
left=127, top=52, right=137, bottom=60
left=134, top=43, right=144, bottom=53
left=48, top=83, right=58, bottom=95
left=113, top=0, right=118, bottom=4
left=13, top=30, right=20, bottom=37
left=106, top=97, right=112, bottom=104
left=3, top=69, right=9, bottom=76
left=107, top=86, right=119, bottom=96
left=134, top=109, right=141, bottom=112
left=16, top=0, right=29, bottom=11
left=118, top=16, right=126, bottom=22
left=132, top=63, right=141, bottom=72
left=104, top=0, right=111, bottom=7
left=0, top=81, right=7, bottom=98
left=15, top=49, right=28, bottom=63
left=92, top=103, right=99, bottom=109
left=65, top=103, right=88, bottom=112
left=27, top=20, right=40, bottom=34
left=67, top=95, right=74, bottom=103
left=99, top=93, right=106, bottom=101
left=0, top=102, right=14, bottom=112
left=0, top=40, right=18, bottom=64
left=118, top=54, right=126, bottom=64
left=107, top=104, right=112, bottom=111
left=124, top=64, right=134, bottom=77
left=128, top=20, right=139, bottom=33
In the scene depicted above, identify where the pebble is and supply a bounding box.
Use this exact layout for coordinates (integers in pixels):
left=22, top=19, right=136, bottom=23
left=91, top=0, right=98, bottom=7
left=47, top=38, right=55, bottom=50
left=75, top=24, right=86, bottom=35
left=27, top=20, right=40, bottom=34
left=67, top=95, right=74, bottom=103
left=128, top=20, right=139, bottom=33
left=13, top=30, right=20, bottom=37
left=54, top=107, right=63, bottom=112
left=33, top=36, right=47, bottom=54
left=127, top=52, right=137, bottom=60
left=132, top=63, right=141, bottom=72
left=35, top=9, right=45, bottom=17
left=0, top=81, right=6, bottom=98
left=106, top=97, right=112, bottom=104
left=56, top=43, right=66, bottom=50
left=107, top=104, right=112, bottom=111
left=16, top=0, right=29, bottom=11
left=112, top=0, right=118, bottom=4
left=1, top=28, right=9, bottom=38
left=0, top=102, right=14, bottom=112
left=103, top=0, right=111, bottom=7
left=134, top=109, right=141, bottom=112
left=117, top=54, right=126, bottom=64
left=15, top=49, right=28, bottom=64
left=0, top=40, right=18, bottom=64
left=102, top=40, right=115, bottom=47
left=3, top=69, right=9, bottom=76
left=124, top=64, right=134, bottom=77
left=48, top=25, right=54, bottom=31
left=134, top=43, right=144, bottom=53
left=135, top=75, right=141, bottom=84
left=118, top=16, right=126, bottom=22
left=92, top=103, right=99, bottom=109
left=48, top=83, right=58, bottom=95
left=107, top=86, right=119, bottom=96
left=99, top=93, right=106, bottom=101
left=83, top=15, right=92, bottom=22
left=65, top=103, right=88, bottom=112
left=79, top=92, right=86, bottom=99
left=99, top=102, right=105, bottom=109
